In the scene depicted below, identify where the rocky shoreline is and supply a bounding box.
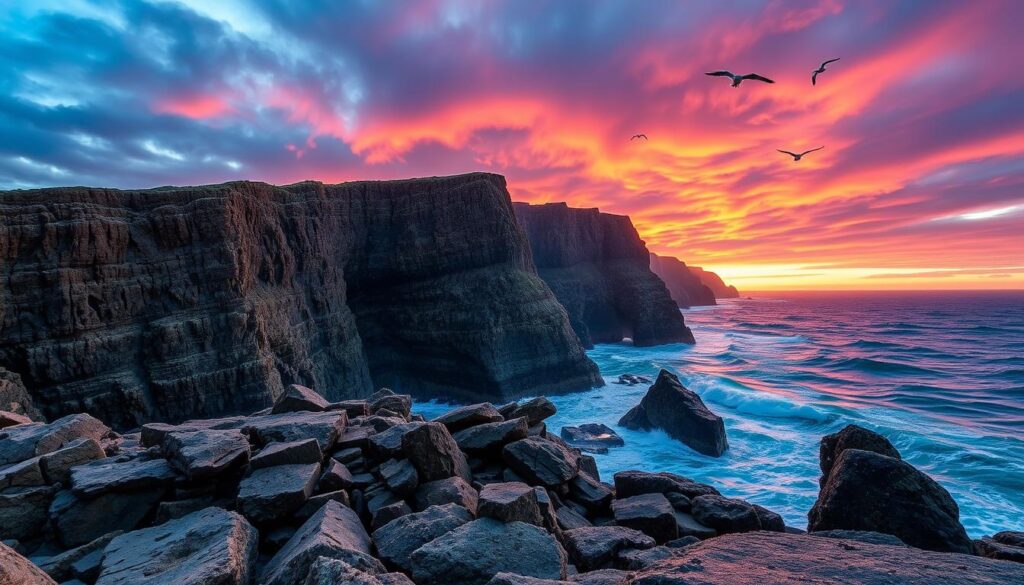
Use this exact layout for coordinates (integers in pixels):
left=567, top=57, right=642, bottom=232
left=2, top=377, right=1021, bottom=584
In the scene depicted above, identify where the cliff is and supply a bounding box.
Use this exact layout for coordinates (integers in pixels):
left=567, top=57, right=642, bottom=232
left=512, top=202, right=693, bottom=348
left=690, top=265, right=740, bottom=298
left=649, top=253, right=716, bottom=308
left=0, top=173, right=602, bottom=427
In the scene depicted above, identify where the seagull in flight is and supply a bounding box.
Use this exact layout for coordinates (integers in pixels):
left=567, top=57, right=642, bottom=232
left=812, top=58, right=840, bottom=85
left=630, top=134, right=648, bottom=141
left=777, top=146, right=824, bottom=161
left=705, top=71, right=775, bottom=87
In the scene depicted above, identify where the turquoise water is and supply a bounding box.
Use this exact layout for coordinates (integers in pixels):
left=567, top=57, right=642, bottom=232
left=416, top=291, right=1024, bottom=536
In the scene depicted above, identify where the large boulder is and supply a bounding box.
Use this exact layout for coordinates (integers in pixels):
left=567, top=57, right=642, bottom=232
left=628, top=531, right=1024, bottom=584
left=433, top=403, right=504, bottom=433
left=0, top=414, right=111, bottom=467
left=560, top=424, right=624, bottom=452
left=453, top=418, right=529, bottom=454
left=0, top=540, right=56, bottom=585
left=372, top=503, right=475, bottom=572
left=819, top=424, right=900, bottom=485
left=503, top=437, right=580, bottom=487
left=162, top=429, right=250, bottom=480
left=401, top=423, right=472, bottom=483
left=0, top=486, right=55, bottom=541
left=689, top=495, right=761, bottom=535
left=243, top=411, right=346, bottom=452
left=561, top=526, right=656, bottom=572
left=272, top=384, right=330, bottom=414
left=568, top=473, right=613, bottom=513
left=37, top=438, right=106, bottom=485
left=618, top=370, right=727, bottom=457
left=250, top=439, right=323, bottom=470
left=377, top=458, right=418, bottom=497
left=260, top=501, right=384, bottom=585
left=365, top=422, right=425, bottom=460
left=36, top=530, right=122, bottom=582
left=612, top=471, right=719, bottom=500
left=611, top=493, right=677, bottom=543
left=236, top=462, right=320, bottom=524
left=95, top=507, right=257, bottom=585
left=409, top=518, right=568, bottom=585
left=49, top=488, right=165, bottom=548
left=69, top=457, right=178, bottom=498
left=478, top=482, right=543, bottom=525
left=413, top=476, right=479, bottom=514
left=303, top=557, right=415, bottom=585
left=808, top=448, right=973, bottom=553
left=507, top=397, right=557, bottom=427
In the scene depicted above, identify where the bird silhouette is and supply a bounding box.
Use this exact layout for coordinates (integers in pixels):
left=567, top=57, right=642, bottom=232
left=705, top=71, right=775, bottom=87
left=812, top=58, right=840, bottom=85
left=777, top=146, right=824, bottom=161
left=631, top=134, right=648, bottom=141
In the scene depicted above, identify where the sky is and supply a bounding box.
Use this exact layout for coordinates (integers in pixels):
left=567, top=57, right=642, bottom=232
left=1, top=0, right=1022, bottom=290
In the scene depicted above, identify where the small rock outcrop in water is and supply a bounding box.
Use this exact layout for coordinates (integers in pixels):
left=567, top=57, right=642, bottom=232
left=513, top=202, right=694, bottom=348
left=618, top=370, right=728, bottom=457
left=0, top=173, right=602, bottom=427
left=648, top=253, right=716, bottom=308
left=808, top=425, right=974, bottom=554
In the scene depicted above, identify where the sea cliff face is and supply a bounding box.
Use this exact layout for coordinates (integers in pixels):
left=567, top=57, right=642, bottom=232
left=690, top=265, right=739, bottom=298
left=513, top=202, right=693, bottom=348
left=0, top=173, right=602, bottom=427
left=649, top=253, right=716, bottom=308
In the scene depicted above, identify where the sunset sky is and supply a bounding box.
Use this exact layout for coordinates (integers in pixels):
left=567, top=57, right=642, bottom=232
left=2, top=0, right=1022, bottom=290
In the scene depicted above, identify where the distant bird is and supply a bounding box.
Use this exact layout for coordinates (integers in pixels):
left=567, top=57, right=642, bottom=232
left=812, top=58, right=840, bottom=85
left=777, top=146, right=824, bottom=161
left=631, top=134, right=648, bottom=141
left=705, top=71, right=775, bottom=87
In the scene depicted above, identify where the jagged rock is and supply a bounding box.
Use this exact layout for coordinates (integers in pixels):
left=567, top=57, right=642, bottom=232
left=0, top=414, right=111, bottom=467
left=0, top=410, right=32, bottom=429
left=978, top=537, right=1024, bottom=563
left=372, top=503, right=475, bottom=571
left=478, top=482, right=543, bottom=525
left=315, top=460, right=351, bottom=493
left=533, top=487, right=562, bottom=537
left=488, top=574, right=572, bottom=585
left=616, top=546, right=679, bottom=570
left=0, top=540, right=56, bottom=584
left=453, top=417, right=529, bottom=454
left=250, top=438, right=322, bottom=470
left=568, top=473, right=613, bottom=513
left=38, top=438, right=105, bottom=485
left=673, top=512, right=716, bottom=539
left=368, top=390, right=412, bottom=420
left=303, top=557, right=414, bottom=585
left=612, top=494, right=677, bottom=543
left=261, top=501, right=384, bottom=585
left=819, top=424, right=901, bottom=485
left=365, top=422, right=425, bottom=460
left=414, top=476, right=479, bottom=514
left=752, top=504, right=785, bottom=532
left=328, top=400, right=371, bottom=418
left=562, top=526, right=656, bottom=572
left=401, top=422, right=472, bottom=482
left=377, top=458, right=418, bottom=497
left=0, top=485, right=54, bottom=541
left=507, top=397, right=558, bottom=427
left=273, top=384, right=330, bottom=414
left=664, top=492, right=690, bottom=512
left=689, top=495, right=760, bottom=535
left=69, top=457, right=177, bottom=497
left=556, top=505, right=592, bottom=531
left=503, top=437, right=580, bottom=487
left=613, top=471, right=719, bottom=500
left=162, top=429, right=250, bottom=480
left=433, top=403, right=504, bottom=433
left=49, top=487, right=165, bottom=548
left=811, top=530, right=907, bottom=546
left=513, top=202, right=693, bottom=347
left=296, top=490, right=353, bottom=522
left=36, top=530, right=122, bottom=582
left=648, top=253, right=716, bottom=308
left=243, top=411, right=346, bottom=452
left=95, top=507, right=257, bottom=585
left=410, top=518, right=568, bottom=585
left=626, top=531, right=1022, bottom=584
left=618, top=370, right=727, bottom=457
left=808, top=448, right=973, bottom=553
left=579, top=455, right=600, bottom=481
left=370, top=500, right=411, bottom=531
left=236, top=462, right=320, bottom=524
left=569, top=568, right=632, bottom=585
left=139, top=417, right=248, bottom=448
left=560, top=424, right=624, bottom=452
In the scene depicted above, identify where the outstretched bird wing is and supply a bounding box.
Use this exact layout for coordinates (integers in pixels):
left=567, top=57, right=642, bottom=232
left=799, top=146, right=825, bottom=156
left=820, top=58, right=841, bottom=68
left=742, top=73, right=775, bottom=84
left=705, top=71, right=734, bottom=77
left=812, top=71, right=819, bottom=85
left=777, top=149, right=799, bottom=158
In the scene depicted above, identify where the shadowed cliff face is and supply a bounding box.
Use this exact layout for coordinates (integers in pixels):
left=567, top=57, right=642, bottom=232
left=690, top=265, right=740, bottom=298
left=513, top=202, right=694, bottom=348
left=649, top=253, right=717, bottom=308
left=0, top=173, right=602, bottom=427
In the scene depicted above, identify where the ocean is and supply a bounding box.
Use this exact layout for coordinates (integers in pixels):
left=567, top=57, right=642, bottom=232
left=416, top=291, right=1024, bottom=537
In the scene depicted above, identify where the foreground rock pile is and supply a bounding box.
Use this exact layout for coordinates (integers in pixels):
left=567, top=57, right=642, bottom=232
left=1, top=385, right=1021, bottom=584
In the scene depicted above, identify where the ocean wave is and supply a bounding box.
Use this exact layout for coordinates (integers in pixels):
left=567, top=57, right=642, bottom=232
left=691, top=377, right=831, bottom=423
left=831, top=356, right=939, bottom=376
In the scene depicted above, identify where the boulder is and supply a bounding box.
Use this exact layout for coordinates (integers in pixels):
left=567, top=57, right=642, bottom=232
left=627, top=531, right=1024, bottom=584
left=413, top=476, right=479, bottom=514
left=139, top=417, right=248, bottom=448
left=37, top=438, right=105, bottom=485
left=250, top=438, right=323, bottom=470
left=69, top=457, right=178, bottom=498
left=433, top=403, right=504, bottom=433
left=319, top=459, right=355, bottom=492
left=673, top=511, right=716, bottom=539
left=808, top=448, right=973, bottom=553
left=994, top=531, right=1024, bottom=547
left=377, top=458, right=418, bottom=497
left=370, top=500, right=411, bottom=531
left=236, top=462, right=320, bottom=524
left=819, top=424, right=901, bottom=485
left=617, top=370, right=727, bottom=457
left=562, top=526, right=656, bottom=572
left=261, top=501, right=384, bottom=585
left=0, top=457, right=45, bottom=490
left=296, top=490, right=353, bottom=522
left=372, top=503, right=475, bottom=571
left=568, top=473, right=613, bottom=513
left=616, top=545, right=679, bottom=570
left=368, top=390, right=412, bottom=417
left=752, top=504, right=785, bottom=532
left=478, top=482, right=544, bottom=525
left=507, top=397, right=557, bottom=427
left=689, top=495, right=761, bottom=535
left=401, top=422, right=472, bottom=483
left=612, top=471, right=719, bottom=499
left=162, top=429, right=250, bottom=480
left=155, top=497, right=217, bottom=524
left=243, top=411, right=346, bottom=452
left=0, top=540, right=56, bottom=585
left=611, top=493, right=677, bottom=543
left=95, top=507, right=257, bottom=585
left=410, top=518, right=568, bottom=585
left=366, top=422, right=425, bottom=460
left=503, top=437, right=580, bottom=487
left=0, top=485, right=54, bottom=541
left=556, top=505, right=592, bottom=531
left=36, top=530, right=121, bottom=582
left=328, top=400, right=371, bottom=418
left=0, top=414, right=111, bottom=467
left=454, top=418, right=529, bottom=454
left=978, top=537, right=1024, bottom=563
left=272, top=384, right=330, bottom=414
left=303, top=557, right=412, bottom=585
left=560, top=424, right=624, bottom=452
left=49, top=488, right=164, bottom=548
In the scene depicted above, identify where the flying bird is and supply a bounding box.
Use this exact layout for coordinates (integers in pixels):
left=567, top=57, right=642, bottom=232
left=631, top=134, right=648, bottom=141
left=812, top=58, right=840, bottom=85
left=777, top=146, right=824, bottom=161
left=705, top=71, right=775, bottom=87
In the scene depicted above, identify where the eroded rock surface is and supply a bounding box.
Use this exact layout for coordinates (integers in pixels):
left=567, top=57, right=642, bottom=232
left=618, top=370, right=727, bottom=457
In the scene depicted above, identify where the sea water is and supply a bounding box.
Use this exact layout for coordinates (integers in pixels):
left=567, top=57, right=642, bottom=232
left=415, top=291, right=1024, bottom=536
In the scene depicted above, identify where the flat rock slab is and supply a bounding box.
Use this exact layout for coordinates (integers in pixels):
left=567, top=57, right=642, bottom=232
left=38, top=438, right=105, bottom=485
left=0, top=414, right=111, bottom=467
left=507, top=397, right=557, bottom=427
left=453, top=417, right=528, bottom=454
left=0, top=540, right=56, bottom=584
left=562, top=526, right=655, bottom=572
left=410, top=518, right=568, bottom=585
left=70, top=457, right=177, bottom=497
left=689, top=495, right=760, bottom=535
left=250, top=438, right=322, bottom=470
left=478, top=481, right=543, bottom=525
left=372, top=503, right=475, bottom=572
left=243, top=411, right=346, bottom=452
left=95, top=507, right=257, bottom=585
left=236, top=462, right=320, bottom=524
left=162, top=429, right=250, bottom=480
left=628, top=531, right=1024, bottom=584
left=503, top=436, right=580, bottom=487
left=260, top=500, right=384, bottom=585
left=612, top=471, right=719, bottom=500
left=433, top=403, right=503, bottom=433
left=140, top=417, right=248, bottom=448
left=272, top=384, right=329, bottom=414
